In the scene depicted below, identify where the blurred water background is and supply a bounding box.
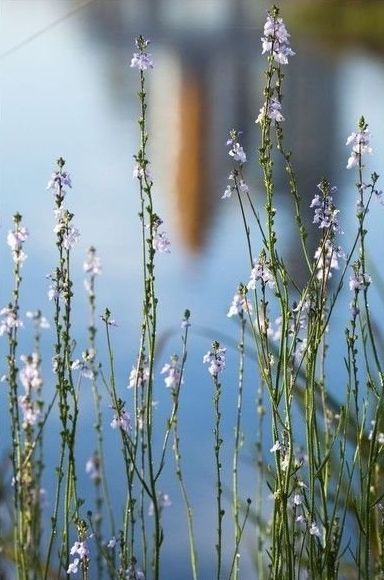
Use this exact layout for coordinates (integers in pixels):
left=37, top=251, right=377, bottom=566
left=2, top=0, right=384, bottom=577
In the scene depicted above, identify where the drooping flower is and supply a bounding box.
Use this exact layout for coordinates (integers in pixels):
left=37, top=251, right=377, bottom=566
left=203, top=342, right=226, bottom=377
left=261, top=10, right=295, bottom=64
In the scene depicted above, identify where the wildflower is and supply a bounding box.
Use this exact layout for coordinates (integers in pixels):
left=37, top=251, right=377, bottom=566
left=310, top=181, right=341, bottom=234
left=128, top=362, right=150, bottom=389
left=270, top=440, right=282, bottom=453
left=111, top=409, right=131, bottom=433
left=226, top=134, right=247, bottom=164
left=47, top=170, right=72, bottom=195
left=349, top=271, right=371, bottom=292
left=71, top=349, right=95, bottom=380
left=26, top=310, right=50, bottom=328
left=256, top=97, right=285, bottom=124
left=203, top=342, right=226, bottom=377
left=222, top=171, right=249, bottom=200
left=227, top=288, right=252, bottom=318
left=63, top=225, right=80, bottom=250
left=296, top=515, right=306, bottom=530
left=67, top=558, right=80, bottom=575
left=7, top=224, right=29, bottom=265
left=293, top=494, right=303, bottom=506
left=107, top=536, right=117, bottom=549
left=126, top=565, right=145, bottom=580
left=86, top=453, right=101, bottom=481
left=84, top=247, right=102, bottom=275
left=346, top=120, right=372, bottom=169
left=148, top=492, right=171, bottom=516
left=0, top=305, right=23, bottom=336
left=309, top=522, right=321, bottom=537
left=130, top=52, right=153, bottom=71
left=247, top=258, right=275, bottom=290
left=70, top=540, right=89, bottom=560
left=18, top=395, right=41, bottom=427
left=101, top=309, right=118, bottom=326
left=261, top=10, right=295, bottom=64
left=153, top=230, right=171, bottom=253
left=161, top=355, right=183, bottom=389
left=314, top=240, right=344, bottom=281
left=19, top=353, right=43, bottom=392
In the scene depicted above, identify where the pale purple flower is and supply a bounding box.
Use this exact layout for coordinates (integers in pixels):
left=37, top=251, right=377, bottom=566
left=161, top=355, right=183, bottom=389
left=19, top=353, right=42, bottom=393
left=153, top=230, right=171, bottom=253
left=227, top=141, right=247, bottom=164
left=47, top=171, right=72, bottom=195
left=148, top=492, right=171, bottom=516
left=256, top=97, right=285, bottom=124
left=107, top=536, right=117, bottom=549
left=296, top=514, right=306, bottom=530
left=314, top=240, right=344, bottom=280
left=128, top=363, right=150, bottom=389
left=247, top=260, right=275, bottom=290
left=346, top=128, right=372, bottom=169
left=18, top=395, right=41, bottom=428
left=63, top=225, right=80, bottom=251
left=0, top=306, right=23, bottom=336
left=227, top=290, right=252, bottom=318
left=84, top=248, right=102, bottom=275
left=292, top=494, right=303, bottom=506
left=7, top=223, right=29, bottom=265
left=310, top=182, right=341, bottom=233
left=111, top=409, right=131, bottom=433
left=222, top=184, right=233, bottom=199
left=349, top=271, right=371, bottom=292
left=203, top=344, right=226, bottom=377
left=309, top=522, right=321, bottom=537
left=130, top=52, right=153, bottom=71
left=67, top=559, right=80, bottom=575
left=70, top=540, right=89, bottom=560
left=126, top=565, right=145, bottom=580
left=26, top=311, right=50, bottom=329
left=71, top=350, right=95, bottom=380
left=222, top=172, right=249, bottom=199
left=261, top=12, right=295, bottom=64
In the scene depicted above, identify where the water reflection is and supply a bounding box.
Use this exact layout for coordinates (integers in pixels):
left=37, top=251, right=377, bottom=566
left=1, top=1, right=384, bottom=578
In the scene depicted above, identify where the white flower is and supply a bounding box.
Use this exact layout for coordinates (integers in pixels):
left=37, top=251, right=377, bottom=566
left=349, top=271, right=371, bottom=291
left=19, top=353, right=42, bottom=393
left=222, top=184, right=233, bottom=199
left=47, top=171, right=72, bottom=194
left=292, top=494, right=303, bottom=506
left=63, top=226, right=80, bottom=250
left=0, top=306, right=23, bottom=336
left=227, top=290, right=252, bottom=318
left=126, top=565, right=145, bottom=580
left=161, top=355, right=183, bottom=389
left=228, top=141, right=247, bottom=164
left=261, top=13, right=295, bottom=64
left=153, top=230, right=171, bottom=253
left=128, top=363, right=150, bottom=389
left=346, top=128, right=372, bottom=169
left=256, top=97, right=285, bottom=124
left=18, top=395, right=41, bottom=427
left=84, top=248, right=102, bottom=275
left=309, top=522, right=321, bottom=537
left=107, top=536, right=117, bottom=549
left=67, top=558, right=80, bottom=575
left=85, top=454, right=100, bottom=481
left=270, top=440, right=282, bottom=453
left=247, top=260, right=275, bottom=290
left=130, top=52, right=153, bottom=70
left=148, top=492, right=171, bottom=516
left=203, top=344, right=226, bottom=377
left=111, top=409, right=131, bottom=433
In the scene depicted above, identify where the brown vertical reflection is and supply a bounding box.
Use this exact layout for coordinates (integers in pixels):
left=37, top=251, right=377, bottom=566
left=175, top=69, right=211, bottom=254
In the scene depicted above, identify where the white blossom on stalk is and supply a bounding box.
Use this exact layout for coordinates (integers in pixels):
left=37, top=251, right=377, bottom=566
left=63, top=226, right=80, bottom=250
left=111, top=409, right=131, bottom=433
left=309, top=522, right=321, bottom=538
left=222, top=171, right=249, bottom=200
left=47, top=171, right=72, bottom=195
left=227, top=289, right=252, bottom=318
left=203, top=343, right=226, bottom=377
left=346, top=124, right=372, bottom=169
left=19, top=353, right=42, bottom=393
left=227, top=135, right=247, bottom=164
left=18, top=395, right=41, bottom=428
left=261, top=11, right=295, bottom=64
left=153, top=230, right=171, bottom=253
left=148, top=492, right=171, bottom=516
left=126, top=565, right=145, bottom=580
left=7, top=224, right=29, bottom=265
left=26, top=310, right=50, bottom=328
left=256, top=97, right=285, bottom=124
left=128, top=363, right=150, bottom=389
left=0, top=306, right=23, bottom=336
left=67, top=540, right=89, bottom=575
left=71, top=349, right=95, bottom=380
left=83, top=247, right=102, bottom=275
left=130, top=52, right=153, bottom=71
left=314, top=240, right=344, bottom=281
left=85, top=453, right=100, bottom=481
left=161, top=355, right=183, bottom=389
left=247, top=259, right=275, bottom=290
left=310, top=181, right=341, bottom=234
left=349, top=271, right=372, bottom=292
left=270, top=440, right=282, bottom=453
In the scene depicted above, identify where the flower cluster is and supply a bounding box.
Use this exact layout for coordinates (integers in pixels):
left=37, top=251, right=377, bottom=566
left=128, top=361, right=150, bottom=389
left=161, top=355, right=183, bottom=389
left=71, top=349, right=96, bottom=380
left=26, top=310, right=50, bottom=329
left=227, top=286, right=253, bottom=318
left=346, top=118, right=372, bottom=169
left=130, top=36, right=153, bottom=71
left=203, top=342, right=226, bottom=377
left=110, top=406, right=131, bottom=433
left=7, top=216, right=29, bottom=265
left=247, top=257, right=275, bottom=290
left=0, top=305, right=23, bottom=336
left=314, top=240, right=345, bottom=281
left=67, top=540, right=89, bottom=575
left=47, top=169, right=72, bottom=196
left=310, top=181, right=341, bottom=234
left=84, top=246, right=102, bottom=276
left=256, top=97, right=285, bottom=124
left=54, top=208, right=80, bottom=251
left=148, top=492, right=172, bottom=516
left=226, top=131, right=247, bottom=164
left=222, top=170, right=249, bottom=199
left=19, top=353, right=43, bottom=393
left=150, top=215, right=171, bottom=254
left=349, top=271, right=372, bottom=292
left=261, top=10, right=295, bottom=65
